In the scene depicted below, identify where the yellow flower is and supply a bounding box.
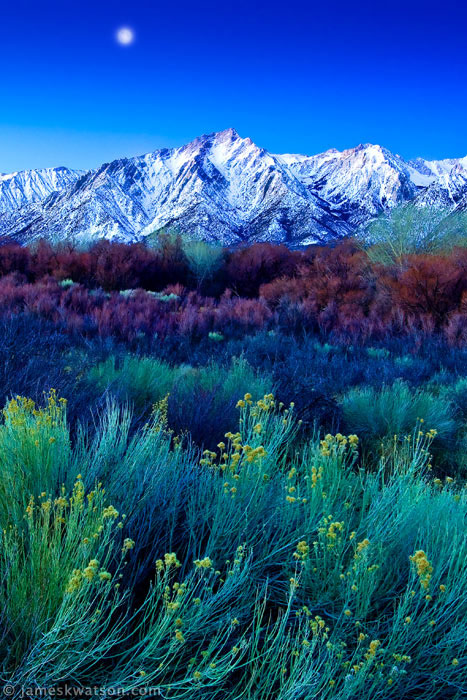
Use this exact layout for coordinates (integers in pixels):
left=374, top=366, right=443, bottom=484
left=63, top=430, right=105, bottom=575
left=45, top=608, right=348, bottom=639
left=440, top=584, right=446, bottom=593
left=295, top=540, right=309, bottom=560
left=41, top=500, right=51, bottom=513
left=452, top=658, right=459, bottom=666
left=356, top=538, right=370, bottom=553
left=164, top=552, right=181, bottom=568
left=344, top=609, right=351, bottom=617
left=327, top=521, right=344, bottom=540
left=102, top=505, right=119, bottom=519
left=409, top=550, right=433, bottom=590
left=83, top=566, right=96, bottom=581
left=66, top=569, right=83, bottom=593
left=194, top=557, right=212, bottom=569
left=365, top=640, right=380, bottom=659
left=122, top=538, right=135, bottom=551
left=99, top=571, right=112, bottom=582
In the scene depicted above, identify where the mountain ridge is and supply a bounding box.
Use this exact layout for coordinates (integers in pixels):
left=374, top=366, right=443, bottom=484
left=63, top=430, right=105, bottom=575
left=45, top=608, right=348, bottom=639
left=1, top=128, right=466, bottom=246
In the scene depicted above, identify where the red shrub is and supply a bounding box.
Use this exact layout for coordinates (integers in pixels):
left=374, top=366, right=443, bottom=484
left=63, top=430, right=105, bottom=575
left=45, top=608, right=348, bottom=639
left=0, top=237, right=465, bottom=346
left=378, top=253, right=467, bottom=325
left=0, top=244, right=31, bottom=278
left=226, top=243, right=302, bottom=297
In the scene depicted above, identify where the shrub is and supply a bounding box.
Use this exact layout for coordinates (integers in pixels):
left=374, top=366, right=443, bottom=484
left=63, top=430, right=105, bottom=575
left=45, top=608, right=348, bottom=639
left=1, top=391, right=466, bottom=698
left=226, top=243, right=301, bottom=297
left=339, top=380, right=458, bottom=453
left=0, top=390, right=71, bottom=526
left=168, top=358, right=274, bottom=447
left=363, top=204, right=467, bottom=264
left=0, top=237, right=466, bottom=345
left=87, top=355, right=177, bottom=415
left=86, top=355, right=273, bottom=446
left=183, top=239, right=225, bottom=289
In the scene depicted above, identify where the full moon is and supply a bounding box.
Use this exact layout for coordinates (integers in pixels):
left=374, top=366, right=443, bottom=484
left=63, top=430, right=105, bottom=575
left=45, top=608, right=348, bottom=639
left=116, top=27, right=135, bottom=45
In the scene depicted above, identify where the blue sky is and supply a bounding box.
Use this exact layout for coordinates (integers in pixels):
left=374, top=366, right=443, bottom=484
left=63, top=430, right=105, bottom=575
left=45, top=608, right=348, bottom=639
left=1, top=0, right=466, bottom=172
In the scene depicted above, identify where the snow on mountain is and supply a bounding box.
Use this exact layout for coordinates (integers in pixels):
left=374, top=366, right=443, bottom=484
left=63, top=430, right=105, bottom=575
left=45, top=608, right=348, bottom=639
left=275, top=143, right=417, bottom=229
left=412, top=164, right=467, bottom=209
left=0, top=167, right=83, bottom=214
left=0, top=129, right=466, bottom=246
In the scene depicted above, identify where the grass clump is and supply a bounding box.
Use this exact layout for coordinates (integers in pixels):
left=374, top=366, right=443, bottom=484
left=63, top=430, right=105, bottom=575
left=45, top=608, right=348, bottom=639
left=0, top=389, right=465, bottom=698
left=339, top=380, right=458, bottom=455
left=87, top=354, right=177, bottom=413
left=88, top=355, right=273, bottom=446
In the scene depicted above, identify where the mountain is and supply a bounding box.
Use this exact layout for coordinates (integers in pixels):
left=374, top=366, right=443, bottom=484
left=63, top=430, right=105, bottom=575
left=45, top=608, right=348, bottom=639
left=0, top=129, right=466, bottom=246
left=275, top=144, right=418, bottom=229
left=0, top=167, right=82, bottom=214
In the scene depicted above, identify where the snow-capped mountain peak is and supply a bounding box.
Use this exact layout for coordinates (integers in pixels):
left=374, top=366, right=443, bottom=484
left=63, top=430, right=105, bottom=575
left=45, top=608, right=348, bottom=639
left=0, top=131, right=466, bottom=246
left=0, top=166, right=83, bottom=214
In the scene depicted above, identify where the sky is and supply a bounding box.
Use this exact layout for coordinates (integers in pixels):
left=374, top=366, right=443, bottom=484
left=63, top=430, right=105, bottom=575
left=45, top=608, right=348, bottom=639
left=1, top=0, right=467, bottom=172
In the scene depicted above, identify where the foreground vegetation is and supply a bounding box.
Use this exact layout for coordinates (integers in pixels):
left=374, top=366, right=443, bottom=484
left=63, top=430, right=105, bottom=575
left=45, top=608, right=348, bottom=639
left=0, top=228, right=466, bottom=697
left=0, top=389, right=466, bottom=698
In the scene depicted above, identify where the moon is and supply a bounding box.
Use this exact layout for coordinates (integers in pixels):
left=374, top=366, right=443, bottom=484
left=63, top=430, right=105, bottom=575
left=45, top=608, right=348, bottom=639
left=116, top=27, right=135, bottom=45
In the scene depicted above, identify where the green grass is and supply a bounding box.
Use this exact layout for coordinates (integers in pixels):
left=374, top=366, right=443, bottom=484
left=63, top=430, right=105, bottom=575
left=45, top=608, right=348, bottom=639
left=339, top=380, right=459, bottom=457
left=0, top=388, right=465, bottom=698
left=87, top=355, right=274, bottom=446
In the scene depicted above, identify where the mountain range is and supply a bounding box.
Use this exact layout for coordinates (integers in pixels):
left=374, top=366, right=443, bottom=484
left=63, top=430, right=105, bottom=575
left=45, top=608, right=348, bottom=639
left=1, top=128, right=467, bottom=246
